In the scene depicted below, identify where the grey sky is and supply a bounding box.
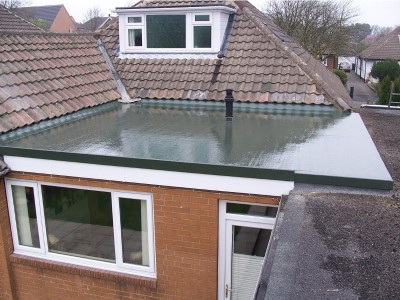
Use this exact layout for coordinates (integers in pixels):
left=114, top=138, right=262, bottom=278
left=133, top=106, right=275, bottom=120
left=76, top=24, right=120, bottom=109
left=29, top=0, right=399, bottom=27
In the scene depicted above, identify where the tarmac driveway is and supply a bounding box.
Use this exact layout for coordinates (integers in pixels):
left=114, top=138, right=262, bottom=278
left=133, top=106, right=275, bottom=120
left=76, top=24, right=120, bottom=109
left=346, top=71, right=377, bottom=107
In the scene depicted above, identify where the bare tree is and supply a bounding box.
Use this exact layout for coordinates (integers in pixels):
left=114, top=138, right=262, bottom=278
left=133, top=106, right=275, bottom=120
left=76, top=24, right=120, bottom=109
left=0, top=0, right=30, bottom=11
left=264, top=0, right=358, bottom=58
left=83, top=6, right=104, bottom=31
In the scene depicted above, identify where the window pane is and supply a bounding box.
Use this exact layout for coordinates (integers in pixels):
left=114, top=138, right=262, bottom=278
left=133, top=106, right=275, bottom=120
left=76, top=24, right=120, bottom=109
left=147, top=15, right=186, bottom=48
left=128, top=16, right=142, bottom=23
left=11, top=186, right=40, bottom=248
left=42, top=185, right=115, bottom=262
left=227, top=203, right=278, bottom=217
left=128, top=28, right=143, bottom=47
left=232, top=226, right=271, bottom=299
left=194, top=26, right=211, bottom=48
left=119, top=198, right=149, bottom=266
left=233, top=226, right=271, bottom=257
left=195, top=15, right=210, bottom=22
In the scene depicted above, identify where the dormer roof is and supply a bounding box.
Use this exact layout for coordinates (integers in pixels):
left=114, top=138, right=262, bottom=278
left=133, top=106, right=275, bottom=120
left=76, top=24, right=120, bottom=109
left=101, top=0, right=352, bottom=110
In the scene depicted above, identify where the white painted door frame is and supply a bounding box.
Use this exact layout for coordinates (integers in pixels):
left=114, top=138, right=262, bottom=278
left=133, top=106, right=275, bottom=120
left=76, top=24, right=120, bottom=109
left=218, top=200, right=276, bottom=300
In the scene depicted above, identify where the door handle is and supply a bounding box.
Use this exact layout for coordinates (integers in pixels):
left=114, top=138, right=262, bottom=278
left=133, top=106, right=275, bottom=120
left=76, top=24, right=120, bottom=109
left=225, top=284, right=234, bottom=298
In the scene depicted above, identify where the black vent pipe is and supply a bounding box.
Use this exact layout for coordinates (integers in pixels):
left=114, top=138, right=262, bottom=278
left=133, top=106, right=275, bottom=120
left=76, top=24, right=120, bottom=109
left=225, top=89, right=234, bottom=121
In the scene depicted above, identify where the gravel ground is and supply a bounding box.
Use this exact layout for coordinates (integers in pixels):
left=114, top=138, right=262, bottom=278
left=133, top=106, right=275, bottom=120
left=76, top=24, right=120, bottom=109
left=358, top=108, right=400, bottom=198
left=261, top=107, right=400, bottom=300
left=309, top=108, right=400, bottom=299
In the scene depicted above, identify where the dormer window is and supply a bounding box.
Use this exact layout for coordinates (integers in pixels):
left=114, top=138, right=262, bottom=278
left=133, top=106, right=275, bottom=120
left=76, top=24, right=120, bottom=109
left=116, top=5, right=236, bottom=55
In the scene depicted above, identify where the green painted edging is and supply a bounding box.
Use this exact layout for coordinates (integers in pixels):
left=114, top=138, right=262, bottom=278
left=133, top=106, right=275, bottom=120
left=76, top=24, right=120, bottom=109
left=1, top=147, right=393, bottom=191
left=0, top=147, right=294, bottom=182
left=295, top=173, right=393, bottom=191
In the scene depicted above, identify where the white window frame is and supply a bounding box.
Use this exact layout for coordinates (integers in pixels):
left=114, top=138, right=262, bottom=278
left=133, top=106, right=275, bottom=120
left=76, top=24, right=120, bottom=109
left=122, top=11, right=219, bottom=53
left=192, top=13, right=213, bottom=49
left=126, top=14, right=145, bottom=50
left=5, top=179, right=156, bottom=278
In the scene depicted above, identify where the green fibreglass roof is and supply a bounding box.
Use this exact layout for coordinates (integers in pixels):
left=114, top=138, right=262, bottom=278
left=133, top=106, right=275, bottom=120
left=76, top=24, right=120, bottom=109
left=0, top=100, right=393, bottom=189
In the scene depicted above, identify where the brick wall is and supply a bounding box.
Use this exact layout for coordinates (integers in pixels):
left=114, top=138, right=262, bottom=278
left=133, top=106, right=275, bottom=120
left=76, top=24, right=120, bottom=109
left=0, top=178, right=16, bottom=299
left=1, top=172, right=279, bottom=300
left=50, top=5, right=77, bottom=33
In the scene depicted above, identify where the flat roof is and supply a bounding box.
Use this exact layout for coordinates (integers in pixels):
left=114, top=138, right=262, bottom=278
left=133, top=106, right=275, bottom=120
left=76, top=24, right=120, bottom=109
left=0, top=100, right=393, bottom=190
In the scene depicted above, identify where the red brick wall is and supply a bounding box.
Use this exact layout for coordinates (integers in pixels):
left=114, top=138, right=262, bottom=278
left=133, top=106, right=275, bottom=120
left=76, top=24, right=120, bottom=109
left=1, top=172, right=279, bottom=300
left=50, top=5, right=77, bottom=33
left=0, top=178, right=16, bottom=299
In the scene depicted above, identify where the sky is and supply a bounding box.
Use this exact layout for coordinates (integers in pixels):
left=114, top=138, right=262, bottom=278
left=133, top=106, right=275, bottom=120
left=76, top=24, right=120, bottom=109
left=28, top=0, right=400, bottom=27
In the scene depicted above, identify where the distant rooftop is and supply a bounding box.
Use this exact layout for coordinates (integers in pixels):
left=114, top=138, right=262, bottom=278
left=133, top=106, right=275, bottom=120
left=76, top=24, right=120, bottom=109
left=16, top=5, right=63, bottom=24
left=0, top=100, right=392, bottom=190
left=0, top=5, right=43, bottom=32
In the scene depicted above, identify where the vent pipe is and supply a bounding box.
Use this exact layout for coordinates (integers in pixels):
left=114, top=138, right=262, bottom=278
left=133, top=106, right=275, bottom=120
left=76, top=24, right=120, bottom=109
left=225, top=89, right=234, bottom=120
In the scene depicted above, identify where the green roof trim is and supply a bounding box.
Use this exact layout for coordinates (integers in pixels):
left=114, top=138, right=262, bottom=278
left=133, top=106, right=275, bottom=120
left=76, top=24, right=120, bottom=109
left=0, top=146, right=394, bottom=190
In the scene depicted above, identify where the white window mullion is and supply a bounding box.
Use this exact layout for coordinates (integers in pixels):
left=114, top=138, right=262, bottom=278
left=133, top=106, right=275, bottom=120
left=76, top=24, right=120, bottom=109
left=36, top=183, right=47, bottom=254
left=111, top=192, right=124, bottom=268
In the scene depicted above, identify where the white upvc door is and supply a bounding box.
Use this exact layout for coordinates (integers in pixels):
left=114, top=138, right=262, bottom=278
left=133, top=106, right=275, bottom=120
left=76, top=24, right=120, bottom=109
left=218, top=201, right=276, bottom=300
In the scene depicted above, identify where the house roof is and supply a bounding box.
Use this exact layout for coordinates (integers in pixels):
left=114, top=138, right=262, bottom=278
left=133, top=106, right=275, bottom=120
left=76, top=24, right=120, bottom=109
left=0, top=32, right=121, bottom=134
left=360, top=26, right=400, bottom=60
left=0, top=100, right=392, bottom=190
left=78, top=17, right=109, bottom=32
left=16, top=5, right=63, bottom=25
left=0, top=5, right=44, bottom=32
left=101, top=0, right=352, bottom=111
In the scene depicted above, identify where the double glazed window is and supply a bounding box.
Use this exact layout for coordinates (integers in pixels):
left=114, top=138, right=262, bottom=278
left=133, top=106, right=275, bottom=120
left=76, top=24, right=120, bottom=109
left=6, top=180, right=155, bottom=277
left=125, top=13, right=213, bottom=51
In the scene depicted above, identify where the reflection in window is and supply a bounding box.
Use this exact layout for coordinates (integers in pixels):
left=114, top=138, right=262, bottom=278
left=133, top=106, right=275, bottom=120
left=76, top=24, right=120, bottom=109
left=120, top=198, right=149, bottom=266
left=42, top=185, right=115, bottom=262
left=194, top=26, right=211, bottom=48
left=146, top=15, right=186, bottom=48
left=227, top=203, right=278, bottom=217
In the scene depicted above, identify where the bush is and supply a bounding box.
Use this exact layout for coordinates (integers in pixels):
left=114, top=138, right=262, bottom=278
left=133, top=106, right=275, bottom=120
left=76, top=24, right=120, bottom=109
left=333, top=69, right=348, bottom=85
left=371, top=59, right=400, bottom=81
left=376, top=76, right=391, bottom=104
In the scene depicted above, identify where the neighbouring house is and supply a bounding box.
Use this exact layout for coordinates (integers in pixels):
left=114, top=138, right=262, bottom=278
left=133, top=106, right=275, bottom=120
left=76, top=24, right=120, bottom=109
left=15, top=4, right=77, bottom=33
left=0, top=5, right=44, bottom=33
left=355, top=26, right=400, bottom=82
left=77, top=16, right=111, bottom=33
left=0, top=1, right=393, bottom=300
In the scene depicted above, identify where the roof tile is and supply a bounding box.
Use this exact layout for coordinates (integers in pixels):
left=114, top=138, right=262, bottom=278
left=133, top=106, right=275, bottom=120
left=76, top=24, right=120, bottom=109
left=0, top=32, right=120, bottom=133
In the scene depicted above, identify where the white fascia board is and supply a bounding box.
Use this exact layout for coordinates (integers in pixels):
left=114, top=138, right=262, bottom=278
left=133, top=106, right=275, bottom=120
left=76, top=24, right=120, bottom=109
left=114, top=6, right=236, bottom=15
left=4, top=156, right=294, bottom=197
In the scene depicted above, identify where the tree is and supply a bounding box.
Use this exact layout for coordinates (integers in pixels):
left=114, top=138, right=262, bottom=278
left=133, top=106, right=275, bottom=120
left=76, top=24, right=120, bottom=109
left=0, top=0, right=30, bottom=11
left=29, top=18, right=50, bottom=30
left=83, top=6, right=104, bottom=31
left=370, top=59, right=400, bottom=81
left=264, top=0, right=358, bottom=58
left=348, top=23, right=372, bottom=44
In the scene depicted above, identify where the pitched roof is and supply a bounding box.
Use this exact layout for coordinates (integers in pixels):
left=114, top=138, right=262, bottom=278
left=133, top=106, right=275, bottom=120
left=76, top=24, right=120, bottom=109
left=0, top=32, right=121, bottom=134
left=16, top=5, right=63, bottom=25
left=101, top=0, right=352, bottom=110
left=0, top=5, right=44, bottom=33
left=360, top=26, right=400, bottom=60
left=78, top=17, right=109, bottom=32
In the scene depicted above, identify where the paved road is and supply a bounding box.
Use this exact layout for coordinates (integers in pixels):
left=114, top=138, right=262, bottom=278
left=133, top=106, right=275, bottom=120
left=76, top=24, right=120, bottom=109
left=346, top=71, right=377, bottom=107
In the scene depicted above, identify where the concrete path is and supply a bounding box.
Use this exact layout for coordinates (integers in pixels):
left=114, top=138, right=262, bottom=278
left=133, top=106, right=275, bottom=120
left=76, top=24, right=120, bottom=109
left=346, top=71, right=377, bottom=107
